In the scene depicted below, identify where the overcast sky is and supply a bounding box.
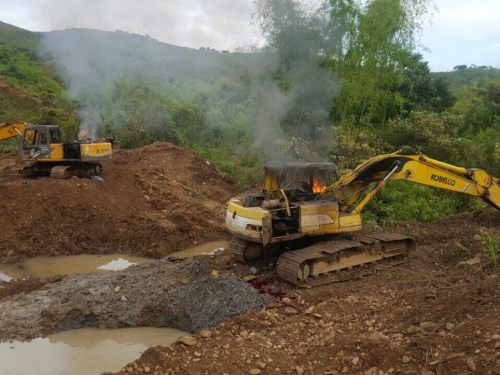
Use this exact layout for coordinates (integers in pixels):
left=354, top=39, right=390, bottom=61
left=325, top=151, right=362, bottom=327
left=0, top=0, right=498, bottom=72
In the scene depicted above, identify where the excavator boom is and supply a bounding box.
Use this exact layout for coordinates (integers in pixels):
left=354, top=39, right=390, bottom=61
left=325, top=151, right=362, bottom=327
left=322, top=150, right=500, bottom=213
left=0, top=122, right=27, bottom=141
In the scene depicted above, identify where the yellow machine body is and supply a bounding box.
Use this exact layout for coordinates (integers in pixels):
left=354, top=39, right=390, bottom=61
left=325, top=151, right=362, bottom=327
left=226, top=151, right=500, bottom=247
left=0, top=122, right=112, bottom=178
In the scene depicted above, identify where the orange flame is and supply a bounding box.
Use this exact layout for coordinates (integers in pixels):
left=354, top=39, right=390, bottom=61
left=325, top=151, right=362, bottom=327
left=312, top=178, right=327, bottom=193
left=79, top=130, right=89, bottom=140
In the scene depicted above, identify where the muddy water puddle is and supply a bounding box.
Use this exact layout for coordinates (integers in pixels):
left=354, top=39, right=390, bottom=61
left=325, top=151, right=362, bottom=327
left=0, top=327, right=186, bottom=375
left=171, top=240, right=228, bottom=258
left=0, top=254, right=151, bottom=280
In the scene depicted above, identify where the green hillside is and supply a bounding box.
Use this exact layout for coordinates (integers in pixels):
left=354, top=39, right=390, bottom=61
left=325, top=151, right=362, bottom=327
left=433, top=67, right=500, bottom=94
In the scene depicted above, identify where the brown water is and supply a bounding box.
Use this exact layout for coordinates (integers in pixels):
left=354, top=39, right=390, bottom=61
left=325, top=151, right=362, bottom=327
left=0, top=254, right=151, bottom=280
left=170, top=240, right=228, bottom=258
left=0, top=327, right=186, bottom=375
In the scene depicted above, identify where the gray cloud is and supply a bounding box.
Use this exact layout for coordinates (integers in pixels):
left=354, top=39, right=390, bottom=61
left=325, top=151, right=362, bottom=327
left=1, top=0, right=498, bottom=71
left=1, top=0, right=258, bottom=51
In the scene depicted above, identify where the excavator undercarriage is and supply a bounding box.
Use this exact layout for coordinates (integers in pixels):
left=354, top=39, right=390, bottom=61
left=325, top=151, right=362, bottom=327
left=276, top=233, right=415, bottom=286
left=1, top=122, right=111, bottom=179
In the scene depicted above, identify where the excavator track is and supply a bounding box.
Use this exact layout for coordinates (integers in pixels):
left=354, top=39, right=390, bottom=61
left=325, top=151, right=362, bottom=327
left=276, top=233, right=415, bottom=286
left=230, top=238, right=263, bottom=262
left=50, top=163, right=103, bottom=179
left=230, top=239, right=247, bottom=262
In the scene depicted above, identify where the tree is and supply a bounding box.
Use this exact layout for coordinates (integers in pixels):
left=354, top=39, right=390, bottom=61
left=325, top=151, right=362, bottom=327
left=325, top=0, right=435, bottom=126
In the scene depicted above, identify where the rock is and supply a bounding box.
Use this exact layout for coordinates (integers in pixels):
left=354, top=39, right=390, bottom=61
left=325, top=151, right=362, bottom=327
left=457, top=257, right=482, bottom=268
left=341, top=366, right=349, bottom=373
left=200, top=330, right=212, bottom=338
left=285, top=307, right=298, bottom=315
left=425, top=290, right=437, bottom=299
left=249, top=369, right=262, bottom=375
left=296, top=366, right=305, bottom=374
left=257, top=362, right=267, bottom=369
left=178, top=336, right=198, bottom=346
left=369, top=332, right=389, bottom=341
left=144, top=367, right=150, bottom=373
left=121, top=295, right=128, bottom=302
left=445, top=322, right=455, bottom=331
left=466, top=357, right=477, bottom=372
left=282, top=298, right=291, bottom=303
left=407, top=326, right=421, bottom=334
left=473, top=234, right=482, bottom=241
left=114, top=286, right=121, bottom=293
left=194, top=352, right=201, bottom=358
left=494, top=342, right=500, bottom=349
left=492, top=334, right=500, bottom=340
left=352, top=356, right=360, bottom=366
left=402, top=356, right=410, bottom=364
left=305, top=306, right=314, bottom=314
left=420, top=322, right=438, bottom=333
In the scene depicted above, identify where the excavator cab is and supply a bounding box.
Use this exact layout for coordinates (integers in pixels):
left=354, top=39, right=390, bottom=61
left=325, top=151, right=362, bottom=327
left=20, top=125, right=61, bottom=159
left=264, top=162, right=340, bottom=200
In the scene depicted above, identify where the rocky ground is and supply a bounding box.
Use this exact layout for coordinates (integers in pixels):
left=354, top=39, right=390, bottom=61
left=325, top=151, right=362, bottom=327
left=107, top=210, right=500, bottom=375
left=2, top=148, right=500, bottom=375
left=0, top=257, right=268, bottom=341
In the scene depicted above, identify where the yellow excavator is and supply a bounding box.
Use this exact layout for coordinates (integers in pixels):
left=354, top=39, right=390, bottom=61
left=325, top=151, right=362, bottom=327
left=226, top=149, right=500, bottom=285
left=0, top=122, right=112, bottom=179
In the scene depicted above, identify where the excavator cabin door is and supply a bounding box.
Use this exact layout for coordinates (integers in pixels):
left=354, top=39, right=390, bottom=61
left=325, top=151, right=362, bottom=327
left=20, top=126, right=54, bottom=159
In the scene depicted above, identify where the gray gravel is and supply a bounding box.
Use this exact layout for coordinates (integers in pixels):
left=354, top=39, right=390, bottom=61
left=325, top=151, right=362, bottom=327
left=0, top=258, right=267, bottom=341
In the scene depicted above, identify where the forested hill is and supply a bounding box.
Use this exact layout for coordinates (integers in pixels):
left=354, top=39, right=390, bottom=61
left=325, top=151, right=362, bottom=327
left=433, top=67, right=500, bottom=94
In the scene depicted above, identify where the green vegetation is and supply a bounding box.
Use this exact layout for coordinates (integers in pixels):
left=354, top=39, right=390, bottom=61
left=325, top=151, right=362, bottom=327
left=1, top=5, right=500, bottom=225
left=0, top=21, right=77, bottom=151
left=481, top=233, right=500, bottom=267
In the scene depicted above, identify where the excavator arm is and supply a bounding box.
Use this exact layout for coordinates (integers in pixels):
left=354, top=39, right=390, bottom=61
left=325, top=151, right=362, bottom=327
left=0, top=122, right=28, bottom=141
left=321, top=150, right=500, bottom=213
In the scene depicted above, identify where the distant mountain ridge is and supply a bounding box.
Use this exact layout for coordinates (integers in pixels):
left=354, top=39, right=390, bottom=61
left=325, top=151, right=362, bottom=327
left=0, top=19, right=499, bottom=125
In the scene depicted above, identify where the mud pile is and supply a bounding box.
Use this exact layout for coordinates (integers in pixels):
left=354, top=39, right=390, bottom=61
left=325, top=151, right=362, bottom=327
left=0, top=257, right=268, bottom=341
left=0, top=142, right=232, bottom=261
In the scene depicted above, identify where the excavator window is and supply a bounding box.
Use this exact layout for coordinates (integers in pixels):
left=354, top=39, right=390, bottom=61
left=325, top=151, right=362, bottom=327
left=50, top=130, right=61, bottom=143
left=39, top=129, right=48, bottom=145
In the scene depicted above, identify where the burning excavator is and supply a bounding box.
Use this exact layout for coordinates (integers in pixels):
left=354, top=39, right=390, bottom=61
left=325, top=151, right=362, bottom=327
left=0, top=122, right=112, bottom=179
left=226, top=150, right=500, bottom=285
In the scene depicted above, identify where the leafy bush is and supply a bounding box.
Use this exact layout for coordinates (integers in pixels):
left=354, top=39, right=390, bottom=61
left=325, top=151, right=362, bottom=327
left=364, top=180, right=467, bottom=225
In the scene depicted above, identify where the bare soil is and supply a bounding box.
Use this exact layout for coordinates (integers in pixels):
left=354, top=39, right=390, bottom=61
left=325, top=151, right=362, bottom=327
left=0, top=142, right=232, bottom=262
left=3, top=146, right=500, bottom=375
left=108, top=210, right=500, bottom=375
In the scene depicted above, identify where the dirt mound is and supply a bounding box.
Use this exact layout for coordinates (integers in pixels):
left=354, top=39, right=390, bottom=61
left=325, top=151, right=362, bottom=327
left=0, top=142, right=232, bottom=262
left=0, top=257, right=268, bottom=341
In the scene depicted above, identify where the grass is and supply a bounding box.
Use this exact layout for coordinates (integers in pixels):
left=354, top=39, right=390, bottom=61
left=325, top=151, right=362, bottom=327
left=481, top=233, right=500, bottom=267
